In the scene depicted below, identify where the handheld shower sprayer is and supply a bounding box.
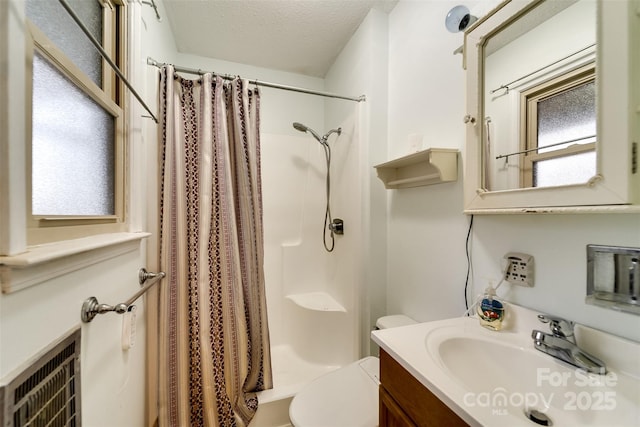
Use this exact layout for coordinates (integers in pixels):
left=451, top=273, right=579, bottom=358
left=292, top=121, right=343, bottom=252
left=293, top=122, right=341, bottom=145
left=293, top=122, right=322, bottom=142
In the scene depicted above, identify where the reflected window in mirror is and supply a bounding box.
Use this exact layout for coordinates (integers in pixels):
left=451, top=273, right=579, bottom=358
left=481, top=0, right=596, bottom=192
left=521, top=64, right=596, bottom=187
left=464, top=0, right=639, bottom=211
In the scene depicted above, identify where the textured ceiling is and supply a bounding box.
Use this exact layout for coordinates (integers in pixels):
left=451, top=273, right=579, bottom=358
left=162, top=0, right=398, bottom=77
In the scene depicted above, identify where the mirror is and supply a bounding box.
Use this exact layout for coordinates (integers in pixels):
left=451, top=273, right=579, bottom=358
left=483, top=0, right=596, bottom=191
left=463, top=0, right=639, bottom=212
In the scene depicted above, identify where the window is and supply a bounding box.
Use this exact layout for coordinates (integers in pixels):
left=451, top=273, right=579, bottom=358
left=26, top=0, right=126, bottom=244
left=520, top=64, right=596, bottom=188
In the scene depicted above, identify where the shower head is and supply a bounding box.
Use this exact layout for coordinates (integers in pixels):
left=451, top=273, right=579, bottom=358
left=293, top=122, right=322, bottom=143
left=292, top=122, right=309, bottom=133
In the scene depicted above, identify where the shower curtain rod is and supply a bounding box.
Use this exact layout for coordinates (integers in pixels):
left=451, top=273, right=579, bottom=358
left=147, top=57, right=367, bottom=103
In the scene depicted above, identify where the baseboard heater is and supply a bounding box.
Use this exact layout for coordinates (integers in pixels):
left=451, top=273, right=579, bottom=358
left=0, top=327, right=81, bottom=427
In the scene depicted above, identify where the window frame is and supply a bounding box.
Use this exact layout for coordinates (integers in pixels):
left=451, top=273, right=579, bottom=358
left=519, top=63, right=596, bottom=188
left=25, top=0, right=127, bottom=245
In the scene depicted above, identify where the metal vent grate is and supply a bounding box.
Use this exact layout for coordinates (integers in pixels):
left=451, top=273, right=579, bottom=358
left=1, top=328, right=81, bottom=427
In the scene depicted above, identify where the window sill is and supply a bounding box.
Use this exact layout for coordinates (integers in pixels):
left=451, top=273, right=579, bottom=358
left=0, top=232, right=151, bottom=294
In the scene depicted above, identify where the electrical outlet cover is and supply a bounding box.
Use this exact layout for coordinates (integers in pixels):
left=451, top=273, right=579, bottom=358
left=504, top=252, right=534, bottom=287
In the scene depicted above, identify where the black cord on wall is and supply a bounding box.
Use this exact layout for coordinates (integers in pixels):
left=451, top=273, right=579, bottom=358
left=464, top=215, right=474, bottom=313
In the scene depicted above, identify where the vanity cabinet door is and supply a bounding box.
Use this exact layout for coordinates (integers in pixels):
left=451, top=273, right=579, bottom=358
left=379, top=350, right=468, bottom=427
left=379, top=387, right=417, bottom=427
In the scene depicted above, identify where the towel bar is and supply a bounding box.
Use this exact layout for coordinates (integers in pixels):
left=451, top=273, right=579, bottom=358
left=81, top=268, right=165, bottom=323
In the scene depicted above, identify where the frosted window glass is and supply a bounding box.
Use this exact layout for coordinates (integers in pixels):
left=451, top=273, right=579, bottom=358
left=32, top=52, right=115, bottom=216
left=26, top=0, right=103, bottom=86
left=533, top=151, right=596, bottom=187
left=537, top=81, right=596, bottom=152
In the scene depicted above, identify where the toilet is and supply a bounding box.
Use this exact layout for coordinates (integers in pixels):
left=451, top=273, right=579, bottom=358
left=288, top=315, right=417, bottom=427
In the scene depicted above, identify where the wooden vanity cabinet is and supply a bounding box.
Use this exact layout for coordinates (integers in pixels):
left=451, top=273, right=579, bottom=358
left=379, top=349, right=468, bottom=427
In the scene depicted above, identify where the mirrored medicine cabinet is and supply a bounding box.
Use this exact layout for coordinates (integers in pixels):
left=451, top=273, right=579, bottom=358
left=463, top=0, right=640, bottom=213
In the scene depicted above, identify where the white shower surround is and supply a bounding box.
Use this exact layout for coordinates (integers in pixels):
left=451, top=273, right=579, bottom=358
left=259, top=121, right=362, bottom=404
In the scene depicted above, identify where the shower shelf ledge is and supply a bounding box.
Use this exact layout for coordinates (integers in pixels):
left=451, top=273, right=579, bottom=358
left=285, top=292, right=346, bottom=312
left=374, top=148, right=459, bottom=189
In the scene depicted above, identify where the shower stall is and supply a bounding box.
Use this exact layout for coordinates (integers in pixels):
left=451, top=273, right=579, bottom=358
left=256, top=111, right=363, bottom=417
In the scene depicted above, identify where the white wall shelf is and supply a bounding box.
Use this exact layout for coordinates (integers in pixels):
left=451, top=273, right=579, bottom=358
left=374, top=148, right=459, bottom=189
left=374, top=148, right=458, bottom=190
left=285, top=292, right=346, bottom=312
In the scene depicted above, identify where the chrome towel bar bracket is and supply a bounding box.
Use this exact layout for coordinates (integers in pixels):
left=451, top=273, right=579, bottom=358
left=138, top=267, right=162, bottom=285
left=81, top=268, right=165, bottom=323
left=81, top=297, right=128, bottom=323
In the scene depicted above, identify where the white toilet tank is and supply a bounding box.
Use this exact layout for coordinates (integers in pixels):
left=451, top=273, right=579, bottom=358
left=288, top=315, right=416, bottom=427
left=376, top=314, right=417, bottom=330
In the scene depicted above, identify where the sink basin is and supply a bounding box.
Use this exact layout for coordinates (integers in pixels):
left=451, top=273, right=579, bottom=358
left=372, top=304, right=640, bottom=427
left=426, top=329, right=639, bottom=425
left=436, top=336, right=562, bottom=397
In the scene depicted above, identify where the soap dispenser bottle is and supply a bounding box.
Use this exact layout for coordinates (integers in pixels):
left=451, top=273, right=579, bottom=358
left=477, top=285, right=505, bottom=331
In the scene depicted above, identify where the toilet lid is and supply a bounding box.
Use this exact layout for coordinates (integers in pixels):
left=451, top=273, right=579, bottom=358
left=289, top=357, right=379, bottom=427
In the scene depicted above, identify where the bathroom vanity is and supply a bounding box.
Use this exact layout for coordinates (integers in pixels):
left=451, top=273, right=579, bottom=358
left=379, top=349, right=467, bottom=426
left=372, top=304, right=640, bottom=427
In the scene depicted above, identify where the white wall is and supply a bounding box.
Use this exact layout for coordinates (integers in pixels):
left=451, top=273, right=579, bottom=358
left=0, top=252, right=149, bottom=425
left=324, top=9, right=389, bottom=356
left=386, top=0, right=640, bottom=342
left=386, top=0, right=470, bottom=323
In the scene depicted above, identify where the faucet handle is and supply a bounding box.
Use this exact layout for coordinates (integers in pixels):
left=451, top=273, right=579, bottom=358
left=537, top=314, right=575, bottom=339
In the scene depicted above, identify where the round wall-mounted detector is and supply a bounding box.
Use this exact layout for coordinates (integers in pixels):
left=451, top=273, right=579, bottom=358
left=445, top=5, right=477, bottom=33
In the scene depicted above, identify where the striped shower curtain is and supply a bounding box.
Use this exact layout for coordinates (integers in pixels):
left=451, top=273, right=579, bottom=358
left=157, top=65, right=272, bottom=427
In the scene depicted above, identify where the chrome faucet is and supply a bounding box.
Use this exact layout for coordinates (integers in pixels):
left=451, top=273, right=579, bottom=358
left=531, top=314, right=607, bottom=374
